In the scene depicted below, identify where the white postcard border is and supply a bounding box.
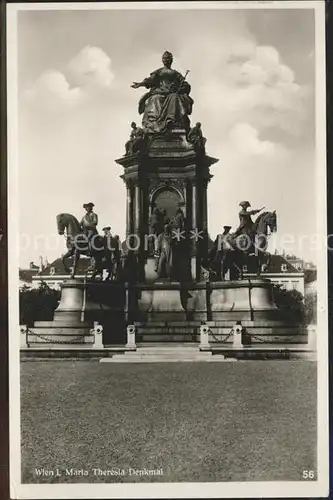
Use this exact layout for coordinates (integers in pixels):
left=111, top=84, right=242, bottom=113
left=7, top=2, right=329, bottom=499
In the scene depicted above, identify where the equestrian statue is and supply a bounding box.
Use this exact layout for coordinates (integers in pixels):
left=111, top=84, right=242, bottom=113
left=208, top=201, right=277, bottom=280
left=56, top=203, right=120, bottom=280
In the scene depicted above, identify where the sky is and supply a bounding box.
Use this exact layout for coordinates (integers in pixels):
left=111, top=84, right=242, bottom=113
left=16, top=6, right=317, bottom=267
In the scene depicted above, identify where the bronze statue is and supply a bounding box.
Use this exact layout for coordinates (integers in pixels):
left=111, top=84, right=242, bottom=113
left=172, top=202, right=186, bottom=232
left=80, top=202, right=99, bottom=258
left=131, top=51, right=193, bottom=134
left=57, top=213, right=113, bottom=280
left=125, top=122, right=145, bottom=155
left=234, top=201, right=265, bottom=238
left=154, top=221, right=174, bottom=279
left=149, top=206, right=166, bottom=236
left=188, top=122, right=206, bottom=153
left=112, top=235, right=122, bottom=281
left=208, top=225, right=232, bottom=280
left=209, top=211, right=277, bottom=279
left=102, top=226, right=113, bottom=279
left=101, top=226, right=121, bottom=281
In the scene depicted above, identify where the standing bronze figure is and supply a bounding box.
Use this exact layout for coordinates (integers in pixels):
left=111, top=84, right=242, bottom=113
left=154, top=222, right=174, bottom=279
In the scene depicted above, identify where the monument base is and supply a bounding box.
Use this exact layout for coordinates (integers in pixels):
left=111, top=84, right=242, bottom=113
left=26, top=278, right=307, bottom=348
left=128, top=278, right=306, bottom=345
left=207, top=279, right=306, bottom=345
left=27, top=280, right=93, bottom=347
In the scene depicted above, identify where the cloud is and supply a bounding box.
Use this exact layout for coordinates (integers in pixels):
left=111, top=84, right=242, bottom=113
left=21, top=46, right=114, bottom=111
left=17, top=10, right=316, bottom=266
left=195, top=42, right=311, bottom=145
left=22, top=70, right=83, bottom=110
left=228, top=123, right=281, bottom=158
left=67, top=45, right=114, bottom=90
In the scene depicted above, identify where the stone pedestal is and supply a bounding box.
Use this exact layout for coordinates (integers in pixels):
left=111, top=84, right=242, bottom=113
left=116, top=129, right=218, bottom=283
left=209, top=279, right=279, bottom=321
left=207, top=279, right=306, bottom=345
left=27, top=280, right=93, bottom=347
left=53, top=279, right=87, bottom=324
left=137, top=282, right=186, bottom=322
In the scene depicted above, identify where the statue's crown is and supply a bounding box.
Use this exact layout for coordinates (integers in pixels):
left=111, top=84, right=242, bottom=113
left=162, top=51, right=173, bottom=60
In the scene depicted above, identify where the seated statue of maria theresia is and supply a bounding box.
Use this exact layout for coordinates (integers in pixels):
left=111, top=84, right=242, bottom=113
left=131, top=51, right=193, bottom=134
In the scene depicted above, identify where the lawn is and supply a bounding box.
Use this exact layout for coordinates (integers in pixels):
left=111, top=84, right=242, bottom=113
left=21, top=361, right=316, bottom=483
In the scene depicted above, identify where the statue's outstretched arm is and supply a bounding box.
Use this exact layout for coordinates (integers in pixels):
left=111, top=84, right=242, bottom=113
left=131, top=71, right=158, bottom=89
left=250, top=207, right=265, bottom=215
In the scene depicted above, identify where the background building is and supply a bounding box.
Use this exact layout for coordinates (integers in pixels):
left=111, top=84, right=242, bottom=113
left=243, top=254, right=305, bottom=295
left=32, top=252, right=310, bottom=296
left=19, top=261, right=41, bottom=289
left=32, top=256, right=91, bottom=289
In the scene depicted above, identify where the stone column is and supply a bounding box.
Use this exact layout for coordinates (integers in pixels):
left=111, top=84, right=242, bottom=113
left=126, top=184, right=132, bottom=236
left=191, top=182, right=198, bottom=280
left=202, top=182, right=208, bottom=231
left=201, top=181, right=209, bottom=267
left=134, top=185, right=140, bottom=234
left=191, top=182, right=197, bottom=230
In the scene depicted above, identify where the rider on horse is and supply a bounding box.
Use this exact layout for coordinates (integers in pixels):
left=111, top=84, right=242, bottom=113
left=234, top=201, right=265, bottom=239
left=81, top=202, right=98, bottom=253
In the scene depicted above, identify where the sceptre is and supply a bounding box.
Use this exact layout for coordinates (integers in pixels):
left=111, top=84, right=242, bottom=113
left=177, top=70, right=190, bottom=93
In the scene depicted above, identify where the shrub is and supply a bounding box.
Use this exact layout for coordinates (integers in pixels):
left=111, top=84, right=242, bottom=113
left=19, top=281, right=61, bottom=327
left=273, top=285, right=305, bottom=324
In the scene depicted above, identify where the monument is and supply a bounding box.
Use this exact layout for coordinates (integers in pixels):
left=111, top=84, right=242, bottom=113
left=113, top=51, right=304, bottom=345
left=27, top=51, right=306, bottom=349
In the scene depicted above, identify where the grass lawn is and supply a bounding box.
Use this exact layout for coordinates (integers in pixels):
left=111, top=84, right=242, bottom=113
left=21, top=361, right=316, bottom=483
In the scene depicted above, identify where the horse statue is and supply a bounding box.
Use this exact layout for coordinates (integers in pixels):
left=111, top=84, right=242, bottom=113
left=56, top=213, right=115, bottom=280
left=209, top=211, right=277, bottom=280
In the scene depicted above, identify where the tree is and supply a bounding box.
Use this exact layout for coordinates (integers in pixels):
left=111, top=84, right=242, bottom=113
left=19, top=281, right=61, bottom=327
left=304, top=292, right=317, bottom=325
left=273, top=285, right=305, bottom=324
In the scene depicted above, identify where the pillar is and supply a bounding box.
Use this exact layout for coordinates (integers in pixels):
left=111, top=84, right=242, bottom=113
left=191, top=182, right=197, bottom=231
left=191, top=182, right=198, bottom=280
left=200, top=182, right=208, bottom=267
left=126, top=325, right=136, bottom=350
left=134, top=185, right=140, bottom=234
left=126, top=184, right=132, bottom=236
left=199, top=324, right=210, bottom=351
left=202, top=182, right=208, bottom=231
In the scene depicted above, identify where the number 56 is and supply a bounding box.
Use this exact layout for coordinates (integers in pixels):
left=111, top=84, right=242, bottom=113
left=302, top=470, right=315, bottom=479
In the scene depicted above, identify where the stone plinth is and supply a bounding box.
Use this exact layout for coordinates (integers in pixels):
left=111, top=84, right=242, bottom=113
left=209, top=279, right=282, bottom=322
left=53, top=279, right=87, bottom=323
left=123, top=278, right=306, bottom=345
left=207, top=279, right=305, bottom=345
left=136, top=281, right=186, bottom=322
left=28, top=279, right=93, bottom=347
left=131, top=281, right=208, bottom=322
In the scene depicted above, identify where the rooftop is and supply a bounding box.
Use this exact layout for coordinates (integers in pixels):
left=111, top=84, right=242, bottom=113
left=36, top=257, right=91, bottom=277
left=244, top=254, right=302, bottom=274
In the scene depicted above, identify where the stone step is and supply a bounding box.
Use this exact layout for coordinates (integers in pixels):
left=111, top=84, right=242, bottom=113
left=135, top=321, right=202, bottom=327
left=140, top=335, right=199, bottom=342
left=136, top=346, right=199, bottom=351
left=101, top=358, right=227, bottom=363
left=137, top=342, right=198, bottom=347
left=100, top=351, right=221, bottom=363
left=131, top=351, right=201, bottom=357
left=137, top=329, right=198, bottom=335
left=33, top=321, right=89, bottom=328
